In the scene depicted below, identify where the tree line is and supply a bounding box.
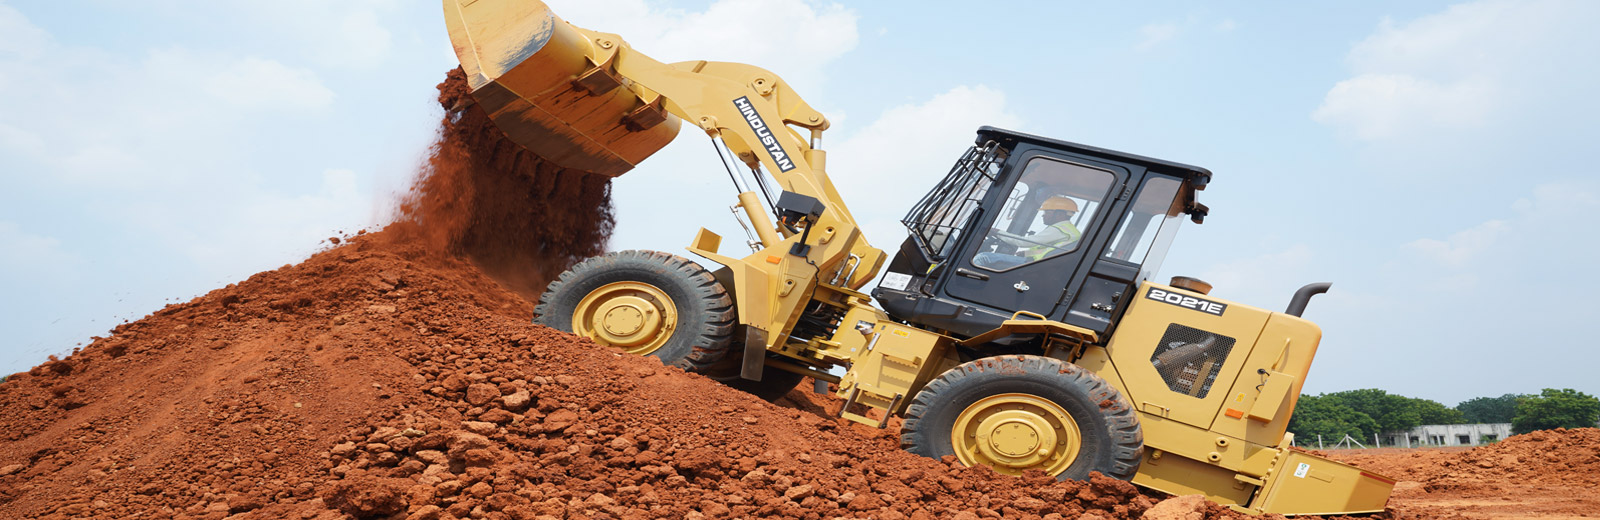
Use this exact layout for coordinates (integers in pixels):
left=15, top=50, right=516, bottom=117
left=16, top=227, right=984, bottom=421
left=1286, top=388, right=1600, bottom=443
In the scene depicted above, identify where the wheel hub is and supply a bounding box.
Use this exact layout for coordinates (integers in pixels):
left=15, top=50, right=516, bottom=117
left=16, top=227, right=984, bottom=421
left=598, top=298, right=652, bottom=337
left=952, top=393, right=1081, bottom=476
left=572, top=282, right=677, bottom=355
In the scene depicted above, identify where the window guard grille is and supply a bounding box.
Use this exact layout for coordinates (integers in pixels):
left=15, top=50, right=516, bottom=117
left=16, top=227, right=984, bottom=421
left=901, top=141, right=1007, bottom=262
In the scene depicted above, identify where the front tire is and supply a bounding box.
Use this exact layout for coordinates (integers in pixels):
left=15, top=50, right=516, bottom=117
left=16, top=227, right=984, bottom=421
left=534, top=250, right=734, bottom=371
left=900, top=355, right=1142, bottom=481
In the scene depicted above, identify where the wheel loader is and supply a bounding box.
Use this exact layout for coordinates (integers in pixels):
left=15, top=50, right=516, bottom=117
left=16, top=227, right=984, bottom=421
left=443, top=0, right=1394, bottom=515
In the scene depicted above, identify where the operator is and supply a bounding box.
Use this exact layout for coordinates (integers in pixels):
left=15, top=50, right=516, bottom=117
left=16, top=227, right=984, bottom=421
left=973, top=195, right=1083, bottom=270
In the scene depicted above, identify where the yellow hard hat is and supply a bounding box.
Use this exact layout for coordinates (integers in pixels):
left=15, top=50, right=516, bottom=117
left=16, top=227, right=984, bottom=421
left=1041, top=196, right=1079, bottom=213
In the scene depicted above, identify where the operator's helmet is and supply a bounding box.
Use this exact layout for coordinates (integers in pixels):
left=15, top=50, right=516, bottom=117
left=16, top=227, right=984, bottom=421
left=1041, top=195, right=1079, bottom=214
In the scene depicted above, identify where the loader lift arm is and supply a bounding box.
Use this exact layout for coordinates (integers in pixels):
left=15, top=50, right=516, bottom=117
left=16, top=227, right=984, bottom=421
left=445, top=0, right=885, bottom=354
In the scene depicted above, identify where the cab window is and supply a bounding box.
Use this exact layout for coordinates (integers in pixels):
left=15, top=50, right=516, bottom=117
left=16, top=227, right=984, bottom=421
left=971, top=158, right=1115, bottom=271
left=1104, top=175, right=1183, bottom=264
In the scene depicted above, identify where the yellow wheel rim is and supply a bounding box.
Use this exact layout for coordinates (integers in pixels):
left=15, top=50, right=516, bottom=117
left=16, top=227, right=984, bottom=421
left=571, top=281, right=678, bottom=356
left=951, top=393, right=1082, bottom=476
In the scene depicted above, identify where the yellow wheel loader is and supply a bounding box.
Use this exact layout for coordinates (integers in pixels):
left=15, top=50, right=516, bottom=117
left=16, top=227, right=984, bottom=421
left=443, top=0, right=1394, bottom=515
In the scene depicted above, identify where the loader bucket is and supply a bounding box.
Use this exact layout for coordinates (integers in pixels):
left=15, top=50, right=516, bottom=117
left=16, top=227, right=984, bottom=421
left=443, top=0, right=681, bottom=176
left=1252, top=451, right=1394, bottom=515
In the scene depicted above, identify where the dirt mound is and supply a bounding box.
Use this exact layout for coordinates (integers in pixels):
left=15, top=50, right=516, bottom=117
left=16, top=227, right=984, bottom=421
left=1449, top=428, right=1600, bottom=485
left=0, top=236, right=517, bottom=519
left=0, top=232, right=1216, bottom=520
left=1332, top=428, right=1600, bottom=487
left=1319, top=429, right=1600, bottom=519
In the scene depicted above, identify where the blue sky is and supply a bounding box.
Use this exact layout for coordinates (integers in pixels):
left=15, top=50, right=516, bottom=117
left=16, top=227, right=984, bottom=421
left=2, top=1, right=1596, bottom=406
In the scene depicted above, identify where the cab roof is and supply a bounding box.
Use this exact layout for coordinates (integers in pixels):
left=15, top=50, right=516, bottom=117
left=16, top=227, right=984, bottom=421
left=977, top=126, right=1213, bottom=190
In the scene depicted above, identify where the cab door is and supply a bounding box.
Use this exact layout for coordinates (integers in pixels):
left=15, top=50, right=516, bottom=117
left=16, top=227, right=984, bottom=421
left=944, top=150, right=1127, bottom=316
left=1060, top=174, right=1186, bottom=335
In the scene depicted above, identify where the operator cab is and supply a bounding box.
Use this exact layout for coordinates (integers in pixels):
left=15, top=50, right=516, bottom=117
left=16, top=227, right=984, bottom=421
left=874, top=126, right=1211, bottom=341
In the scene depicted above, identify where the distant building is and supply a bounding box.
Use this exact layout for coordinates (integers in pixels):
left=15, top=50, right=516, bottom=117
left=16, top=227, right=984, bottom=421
left=1379, top=423, right=1512, bottom=447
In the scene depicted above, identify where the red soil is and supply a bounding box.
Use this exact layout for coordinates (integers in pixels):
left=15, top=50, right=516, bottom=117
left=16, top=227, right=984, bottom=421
left=1325, top=429, right=1600, bottom=519
left=0, top=231, right=1217, bottom=520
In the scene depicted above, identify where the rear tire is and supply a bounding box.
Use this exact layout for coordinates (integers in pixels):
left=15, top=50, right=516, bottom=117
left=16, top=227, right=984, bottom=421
left=900, top=355, right=1142, bottom=481
left=534, top=250, right=733, bottom=371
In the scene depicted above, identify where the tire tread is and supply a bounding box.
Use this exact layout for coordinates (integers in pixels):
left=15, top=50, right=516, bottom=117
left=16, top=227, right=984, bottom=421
left=533, top=250, right=734, bottom=371
left=900, top=355, right=1144, bottom=481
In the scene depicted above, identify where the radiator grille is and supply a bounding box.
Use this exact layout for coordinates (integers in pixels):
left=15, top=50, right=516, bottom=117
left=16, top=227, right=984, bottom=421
left=1149, top=323, right=1236, bottom=398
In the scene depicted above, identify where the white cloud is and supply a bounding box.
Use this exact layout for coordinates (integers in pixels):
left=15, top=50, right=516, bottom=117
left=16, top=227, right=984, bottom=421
left=1346, top=2, right=1553, bottom=76
left=1133, top=18, right=1237, bottom=51
left=0, top=2, right=432, bottom=376
left=326, top=9, right=393, bottom=69
left=1312, top=74, right=1494, bottom=140
left=0, top=6, right=377, bottom=279
left=1136, top=22, right=1180, bottom=50
left=1403, top=219, right=1509, bottom=268
left=1397, top=179, right=1596, bottom=289
left=57, top=145, right=145, bottom=179
left=830, top=85, right=1023, bottom=251
left=202, top=57, right=335, bottom=109
left=0, top=122, right=43, bottom=154
left=833, top=86, right=1021, bottom=186
left=0, top=221, right=81, bottom=280
left=0, top=221, right=86, bottom=369
left=210, top=0, right=400, bottom=69
left=1197, top=244, right=1314, bottom=303
left=181, top=169, right=370, bottom=273
left=543, top=0, right=858, bottom=92
left=1, top=33, right=337, bottom=185
left=1514, top=181, right=1600, bottom=218
left=0, top=4, right=47, bottom=59
left=1314, top=0, right=1600, bottom=141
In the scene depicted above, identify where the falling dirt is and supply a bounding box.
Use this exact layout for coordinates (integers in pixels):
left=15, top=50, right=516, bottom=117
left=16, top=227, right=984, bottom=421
left=392, top=68, right=616, bottom=300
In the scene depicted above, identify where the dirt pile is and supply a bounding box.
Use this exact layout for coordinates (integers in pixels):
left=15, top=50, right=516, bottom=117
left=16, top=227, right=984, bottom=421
left=1446, top=428, right=1600, bottom=485
left=1329, top=428, right=1600, bottom=487
left=0, top=232, right=1243, bottom=520
left=1322, top=429, right=1600, bottom=519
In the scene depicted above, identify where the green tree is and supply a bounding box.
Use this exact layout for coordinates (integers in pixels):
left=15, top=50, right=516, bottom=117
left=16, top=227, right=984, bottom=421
left=1457, top=394, right=1525, bottom=423
left=1411, top=397, right=1465, bottom=425
left=1289, top=394, right=1380, bottom=443
left=1324, top=389, right=1419, bottom=433
left=1512, top=388, right=1600, bottom=434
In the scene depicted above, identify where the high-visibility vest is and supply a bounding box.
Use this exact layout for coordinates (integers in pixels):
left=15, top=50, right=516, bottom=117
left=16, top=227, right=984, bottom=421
left=1024, top=221, right=1082, bottom=261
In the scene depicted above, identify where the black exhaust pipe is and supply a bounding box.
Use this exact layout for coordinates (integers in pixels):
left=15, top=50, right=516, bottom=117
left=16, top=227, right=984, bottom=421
left=1285, top=282, right=1331, bottom=317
